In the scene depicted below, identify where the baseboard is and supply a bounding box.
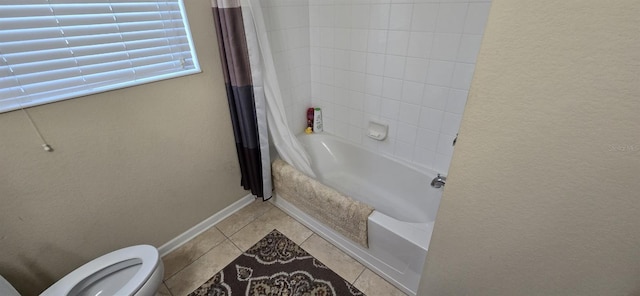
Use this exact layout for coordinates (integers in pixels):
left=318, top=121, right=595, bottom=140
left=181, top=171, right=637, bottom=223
left=158, top=194, right=255, bottom=257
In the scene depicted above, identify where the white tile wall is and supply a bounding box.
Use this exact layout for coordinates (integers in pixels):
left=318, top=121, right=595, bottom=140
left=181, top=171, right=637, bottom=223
left=262, top=1, right=312, bottom=133
left=264, top=0, right=491, bottom=174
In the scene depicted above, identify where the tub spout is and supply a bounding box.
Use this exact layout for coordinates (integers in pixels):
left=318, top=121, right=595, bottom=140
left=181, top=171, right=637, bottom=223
left=431, top=174, right=446, bottom=188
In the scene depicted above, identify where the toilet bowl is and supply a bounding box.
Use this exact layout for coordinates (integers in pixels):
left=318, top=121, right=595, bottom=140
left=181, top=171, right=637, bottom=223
left=0, top=245, right=164, bottom=296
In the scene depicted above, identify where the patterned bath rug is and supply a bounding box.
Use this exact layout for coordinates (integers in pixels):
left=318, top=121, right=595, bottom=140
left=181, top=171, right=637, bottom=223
left=188, top=229, right=365, bottom=296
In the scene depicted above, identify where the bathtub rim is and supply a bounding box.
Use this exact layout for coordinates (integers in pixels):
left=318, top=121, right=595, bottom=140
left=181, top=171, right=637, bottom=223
left=298, top=132, right=443, bottom=180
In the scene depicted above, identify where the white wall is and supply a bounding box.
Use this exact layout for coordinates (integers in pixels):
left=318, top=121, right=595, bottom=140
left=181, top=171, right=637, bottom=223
left=261, top=0, right=313, bottom=132
left=419, top=0, right=640, bottom=295
left=309, top=0, right=491, bottom=173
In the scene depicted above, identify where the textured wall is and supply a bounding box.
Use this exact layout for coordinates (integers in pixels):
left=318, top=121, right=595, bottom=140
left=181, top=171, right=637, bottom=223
left=419, top=1, right=640, bottom=295
left=0, top=2, right=247, bottom=295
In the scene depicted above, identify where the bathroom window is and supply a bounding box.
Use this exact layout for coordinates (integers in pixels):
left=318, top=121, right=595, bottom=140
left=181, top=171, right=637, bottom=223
left=0, top=0, right=200, bottom=113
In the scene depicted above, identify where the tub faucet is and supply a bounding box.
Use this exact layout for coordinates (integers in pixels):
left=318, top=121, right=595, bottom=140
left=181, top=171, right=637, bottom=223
left=431, top=174, right=446, bottom=188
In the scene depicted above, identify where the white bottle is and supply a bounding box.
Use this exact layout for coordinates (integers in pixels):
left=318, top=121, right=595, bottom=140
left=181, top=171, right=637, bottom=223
left=313, top=108, right=323, bottom=132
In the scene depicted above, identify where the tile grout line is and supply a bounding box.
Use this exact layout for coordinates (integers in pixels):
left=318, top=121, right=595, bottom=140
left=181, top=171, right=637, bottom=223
left=227, top=236, right=247, bottom=253
left=214, top=225, right=230, bottom=239
left=163, top=253, right=199, bottom=283
left=296, top=232, right=367, bottom=285
left=163, top=238, right=241, bottom=293
left=299, top=232, right=315, bottom=246
left=162, top=203, right=272, bottom=282
left=352, top=267, right=367, bottom=285
left=162, top=234, right=227, bottom=281
left=220, top=202, right=275, bottom=238
left=214, top=202, right=276, bottom=252
left=161, top=282, right=174, bottom=296
left=270, top=203, right=372, bottom=287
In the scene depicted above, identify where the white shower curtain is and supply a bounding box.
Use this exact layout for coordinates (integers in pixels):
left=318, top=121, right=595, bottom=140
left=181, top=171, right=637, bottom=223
left=240, top=0, right=316, bottom=178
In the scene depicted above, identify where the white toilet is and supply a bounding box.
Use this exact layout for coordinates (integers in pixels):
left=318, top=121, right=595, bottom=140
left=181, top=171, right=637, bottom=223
left=0, top=245, right=164, bottom=296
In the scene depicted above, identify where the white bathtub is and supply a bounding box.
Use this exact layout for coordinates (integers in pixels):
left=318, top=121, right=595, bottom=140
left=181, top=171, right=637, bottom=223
left=272, top=133, right=442, bottom=295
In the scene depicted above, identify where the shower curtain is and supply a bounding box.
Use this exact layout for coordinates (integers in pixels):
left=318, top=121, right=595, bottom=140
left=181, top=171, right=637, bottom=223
left=212, top=0, right=314, bottom=200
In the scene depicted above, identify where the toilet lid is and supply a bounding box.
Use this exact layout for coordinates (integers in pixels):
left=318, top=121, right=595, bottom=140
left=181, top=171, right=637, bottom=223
left=40, top=245, right=159, bottom=296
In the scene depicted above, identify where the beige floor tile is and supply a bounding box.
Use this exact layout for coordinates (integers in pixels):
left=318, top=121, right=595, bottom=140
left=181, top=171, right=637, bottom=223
left=165, top=239, right=241, bottom=296
left=300, top=234, right=365, bottom=283
left=215, top=199, right=273, bottom=236
left=162, top=227, right=226, bottom=279
left=254, top=206, right=313, bottom=245
left=353, top=269, right=407, bottom=296
left=155, top=283, right=172, bottom=296
left=228, top=218, right=278, bottom=251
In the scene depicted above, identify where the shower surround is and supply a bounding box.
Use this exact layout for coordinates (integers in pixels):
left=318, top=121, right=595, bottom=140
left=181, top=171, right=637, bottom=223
left=309, top=0, right=491, bottom=174
left=261, top=1, right=312, bottom=132
left=263, top=0, right=491, bottom=174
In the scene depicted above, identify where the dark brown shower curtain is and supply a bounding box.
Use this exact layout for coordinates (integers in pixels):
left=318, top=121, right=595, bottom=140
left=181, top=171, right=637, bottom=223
left=212, top=1, right=271, bottom=200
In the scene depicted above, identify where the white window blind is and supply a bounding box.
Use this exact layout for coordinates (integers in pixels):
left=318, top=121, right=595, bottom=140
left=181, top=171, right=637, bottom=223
left=0, top=0, right=200, bottom=113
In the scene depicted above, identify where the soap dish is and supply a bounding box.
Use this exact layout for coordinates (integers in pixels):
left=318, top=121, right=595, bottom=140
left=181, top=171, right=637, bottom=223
left=367, top=121, right=388, bottom=141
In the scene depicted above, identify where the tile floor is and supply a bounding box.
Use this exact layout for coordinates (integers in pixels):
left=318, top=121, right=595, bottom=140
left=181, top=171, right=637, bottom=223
left=156, top=199, right=407, bottom=296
